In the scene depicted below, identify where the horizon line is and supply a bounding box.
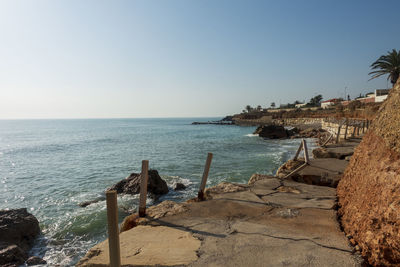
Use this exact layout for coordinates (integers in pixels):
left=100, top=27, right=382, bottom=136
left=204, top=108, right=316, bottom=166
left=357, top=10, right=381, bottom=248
left=0, top=115, right=228, bottom=120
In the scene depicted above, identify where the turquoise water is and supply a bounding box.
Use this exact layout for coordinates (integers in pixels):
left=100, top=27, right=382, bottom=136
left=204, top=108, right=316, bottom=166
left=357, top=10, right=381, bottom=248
left=0, top=118, right=312, bottom=266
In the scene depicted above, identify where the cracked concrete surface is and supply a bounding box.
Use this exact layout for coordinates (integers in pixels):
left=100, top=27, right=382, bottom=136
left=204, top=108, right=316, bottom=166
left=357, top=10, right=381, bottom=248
left=77, top=176, right=362, bottom=267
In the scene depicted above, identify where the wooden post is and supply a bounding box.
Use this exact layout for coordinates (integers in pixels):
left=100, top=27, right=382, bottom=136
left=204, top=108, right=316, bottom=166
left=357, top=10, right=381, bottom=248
left=321, top=133, right=333, bottom=147
left=293, top=141, right=303, bottom=161
left=198, top=153, right=213, bottom=200
left=106, top=190, right=121, bottom=267
left=302, top=139, right=310, bottom=164
left=139, top=160, right=149, bottom=217
left=283, top=163, right=308, bottom=179
left=352, top=125, right=356, bottom=137
left=356, top=125, right=360, bottom=136
left=335, top=124, right=342, bottom=144
left=362, top=121, right=365, bottom=133
left=344, top=119, right=349, bottom=140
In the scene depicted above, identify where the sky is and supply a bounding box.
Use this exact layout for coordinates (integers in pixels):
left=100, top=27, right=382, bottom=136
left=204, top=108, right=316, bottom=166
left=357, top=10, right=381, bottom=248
left=0, top=0, right=399, bottom=119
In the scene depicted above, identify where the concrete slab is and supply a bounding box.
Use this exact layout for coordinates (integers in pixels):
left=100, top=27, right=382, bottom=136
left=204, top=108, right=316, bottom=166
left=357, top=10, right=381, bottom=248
left=77, top=176, right=362, bottom=267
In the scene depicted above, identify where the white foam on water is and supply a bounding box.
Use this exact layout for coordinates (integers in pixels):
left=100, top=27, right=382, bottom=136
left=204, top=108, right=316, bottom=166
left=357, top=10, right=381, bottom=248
left=245, top=133, right=259, bottom=137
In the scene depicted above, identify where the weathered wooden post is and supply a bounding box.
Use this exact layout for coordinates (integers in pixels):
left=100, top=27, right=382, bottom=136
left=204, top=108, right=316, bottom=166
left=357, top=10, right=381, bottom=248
left=293, top=141, right=303, bottom=161
left=356, top=125, right=360, bottom=136
left=352, top=124, right=356, bottom=137
left=344, top=119, right=349, bottom=140
left=106, top=190, right=121, bottom=267
left=302, top=139, right=310, bottom=164
left=335, top=124, right=342, bottom=144
left=139, top=160, right=149, bottom=217
left=198, top=153, right=213, bottom=201
left=362, top=120, right=365, bottom=133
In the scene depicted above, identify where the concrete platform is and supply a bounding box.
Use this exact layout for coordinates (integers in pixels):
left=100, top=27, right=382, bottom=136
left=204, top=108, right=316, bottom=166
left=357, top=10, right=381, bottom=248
left=293, top=158, right=349, bottom=187
left=77, top=177, right=362, bottom=267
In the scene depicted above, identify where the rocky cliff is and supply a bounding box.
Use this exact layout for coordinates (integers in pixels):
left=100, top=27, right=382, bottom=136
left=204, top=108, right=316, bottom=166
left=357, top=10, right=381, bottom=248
left=337, top=79, right=400, bottom=266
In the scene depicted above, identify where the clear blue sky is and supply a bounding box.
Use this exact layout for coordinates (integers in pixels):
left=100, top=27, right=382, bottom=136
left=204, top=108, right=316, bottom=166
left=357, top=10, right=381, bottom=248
left=1, top=0, right=399, bottom=119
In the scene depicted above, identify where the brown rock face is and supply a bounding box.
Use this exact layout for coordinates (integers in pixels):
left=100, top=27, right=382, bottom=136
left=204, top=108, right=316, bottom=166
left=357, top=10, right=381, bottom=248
left=337, top=79, right=400, bottom=266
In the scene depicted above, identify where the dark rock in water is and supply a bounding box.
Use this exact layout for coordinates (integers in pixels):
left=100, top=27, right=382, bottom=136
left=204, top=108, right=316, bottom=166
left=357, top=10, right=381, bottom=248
left=254, top=125, right=288, bottom=139
left=78, top=196, right=106, bottom=207
left=108, top=170, right=169, bottom=196
left=0, top=244, right=27, bottom=266
left=26, top=256, right=47, bottom=265
left=0, top=209, right=40, bottom=251
left=221, top=115, right=233, bottom=121
left=174, top=183, right=186, bottom=191
left=0, top=209, right=40, bottom=266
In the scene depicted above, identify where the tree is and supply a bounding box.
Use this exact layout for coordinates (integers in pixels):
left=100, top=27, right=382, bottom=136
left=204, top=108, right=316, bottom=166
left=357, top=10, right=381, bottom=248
left=245, top=105, right=253, bottom=113
left=369, top=49, right=400, bottom=86
left=256, top=105, right=262, bottom=111
left=270, top=102, right=276, bottom=108
left=308, top=94, right=323, bottom=106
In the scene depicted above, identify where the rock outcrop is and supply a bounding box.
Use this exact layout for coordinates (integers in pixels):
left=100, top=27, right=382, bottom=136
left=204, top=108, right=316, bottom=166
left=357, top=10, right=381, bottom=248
left=254, top=125, right=288, bottom=139
left=337, top=79, right=400, bottom=266
left=0, top=209, right=40, bottom=266
left=108, top=170, right=169, bottom=196
left=254, top=125, right=328, bottom=140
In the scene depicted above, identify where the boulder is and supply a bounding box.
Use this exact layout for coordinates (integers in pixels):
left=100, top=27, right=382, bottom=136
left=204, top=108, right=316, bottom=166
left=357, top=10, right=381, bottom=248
left=0, top=244, right=27, bottom=266
left=0, top=209, right=40, bottom=266
left=173, top=183, right=186, bottom=191
left=26, top=256, right=46, bottom=265
left=254, top=125, right=288, bottom=139
left=108, top=170, right=169, bottom=196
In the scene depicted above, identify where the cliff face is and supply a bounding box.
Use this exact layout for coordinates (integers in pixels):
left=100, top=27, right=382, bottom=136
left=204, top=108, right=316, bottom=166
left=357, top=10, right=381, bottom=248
left=337, top=79, right=400, bottom=266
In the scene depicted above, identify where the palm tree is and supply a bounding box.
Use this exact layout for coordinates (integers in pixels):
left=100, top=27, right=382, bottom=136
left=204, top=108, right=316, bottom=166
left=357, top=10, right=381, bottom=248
left=369, top=49, right=400, bottom=86
left=245, top=105, right=253, bottom=113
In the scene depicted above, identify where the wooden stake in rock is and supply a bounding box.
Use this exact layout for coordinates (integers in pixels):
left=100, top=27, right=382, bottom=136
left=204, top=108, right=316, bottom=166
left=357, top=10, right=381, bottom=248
left=139, top=160, right=149, bottom=217
left=344, top=119, right=349, bottom=140
left=302, top=139, right=310, bottom=164
left=198, top=153, right=213, bottom=201
left=335, top=124, right=342, bottom=144
left=293, top=141, right=303, bottom=161
left=106, top=190, right=121, bottom=267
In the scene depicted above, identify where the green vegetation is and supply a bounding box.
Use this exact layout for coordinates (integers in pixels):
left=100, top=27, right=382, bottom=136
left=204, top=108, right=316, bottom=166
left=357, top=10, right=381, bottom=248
left=369, top=49, right=400, bottom=86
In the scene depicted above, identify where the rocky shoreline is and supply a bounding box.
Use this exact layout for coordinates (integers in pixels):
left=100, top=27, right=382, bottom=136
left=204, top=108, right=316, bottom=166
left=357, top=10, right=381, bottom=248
left=77, top=128, right=367, bottom=266
left=0, top=209, right=46, bottom=266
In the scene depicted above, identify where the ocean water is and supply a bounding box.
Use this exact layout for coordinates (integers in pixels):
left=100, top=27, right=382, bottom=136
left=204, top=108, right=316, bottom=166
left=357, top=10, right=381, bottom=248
left=0, top=118, right=314, bottom=266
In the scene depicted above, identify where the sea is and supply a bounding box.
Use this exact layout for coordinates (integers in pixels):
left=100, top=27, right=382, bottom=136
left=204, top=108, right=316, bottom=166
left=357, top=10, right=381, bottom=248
left=0, top=118, right=315, bottom=266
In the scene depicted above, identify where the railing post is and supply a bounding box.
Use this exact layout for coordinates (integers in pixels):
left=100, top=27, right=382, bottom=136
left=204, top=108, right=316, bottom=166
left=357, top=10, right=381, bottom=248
left=106, top=190, right=121, bottom=267
left=335, top=124, right=342, bottom=144
left=293, top=141, right=303, bottom=161
left=198, top=153, right=213, bottom=201
left=344, top=119, right=348, bottom=140
left=302, top=139, right=310, bottom=164
left=139, top=160, right=149, bottom=217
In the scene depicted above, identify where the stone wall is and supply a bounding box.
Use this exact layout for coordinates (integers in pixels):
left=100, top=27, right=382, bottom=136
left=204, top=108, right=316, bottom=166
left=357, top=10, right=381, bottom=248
left=337, top=79, right=400, bottom=266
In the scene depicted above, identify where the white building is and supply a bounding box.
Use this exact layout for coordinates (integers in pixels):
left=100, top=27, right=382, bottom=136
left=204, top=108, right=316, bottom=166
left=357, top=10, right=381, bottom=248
left=375, top=89, right=390, bottom=103
left=295, top=103, right=307, bottom=108
left=321, top=99, right=340, bottom=109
